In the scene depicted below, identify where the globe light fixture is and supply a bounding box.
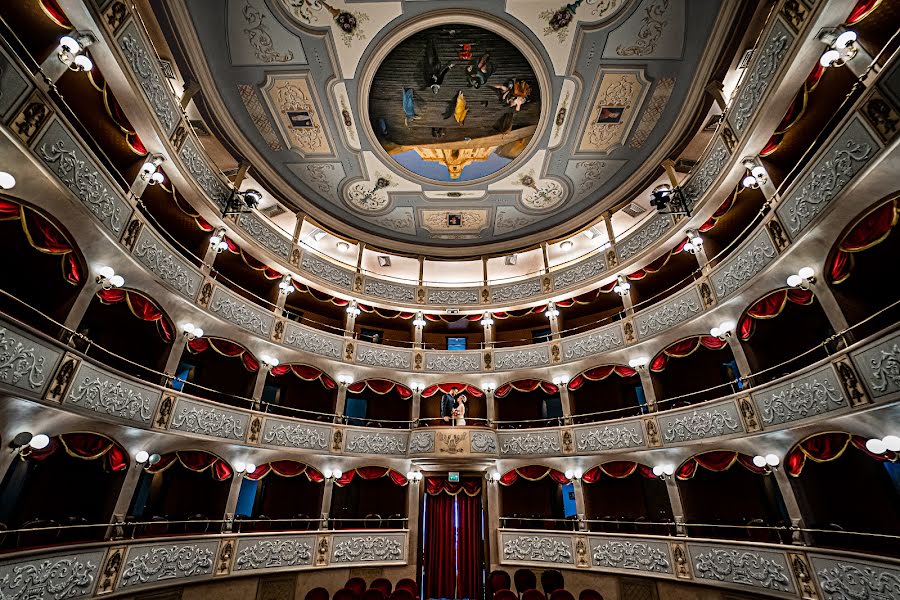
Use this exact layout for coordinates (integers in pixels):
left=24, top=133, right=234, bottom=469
left=346, top=301, right=361, bottom=317
left=480, top=313, right=494, bottom=327
left=29, top=434, right=51, bottom=450
left=413, top=312, right=427, bottom=328
left=96, top=265, right=124, bottom=289
left=628, top=356, right=649, bottom=370
left=0, top=171, right=16, bottom=190
left=135, top=450, right=150, bottom=464
left=613, top=275, right=631, bottom=297
left=182, top=323, right=204, bottom=340
left=545, top=302, right=560, bottom=318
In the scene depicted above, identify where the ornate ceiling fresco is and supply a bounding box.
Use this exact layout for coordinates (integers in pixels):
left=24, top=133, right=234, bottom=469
left=164, top=0, right=733, bottom=251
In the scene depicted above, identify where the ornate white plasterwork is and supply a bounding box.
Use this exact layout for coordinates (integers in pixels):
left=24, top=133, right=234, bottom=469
left=132, top=226, right=202, bottom=300
left=366, top=207, right=417, bottom=236
left=493, top=206, right=545, bottom=236
left=494, top=346, right=551, bottom=371
left=710, top=229, right=777, bottom=300
left=470, top=431, right=498, bottom=454
left=119, top=542, right=217, bottom=589
left=616, top=213, right=674, bottom=260
left=282, top=322, right=343, bottom=358
left=730, top=19, right=793, bottom=134
left=408, top=431, right=435, bottom=453
left=603, top=0, right=683, bottom=59
left=344, top=429, right=408, bottom=455
left=658, top=402, right=743, bottom=444
left=261, top=418, right=330, bottom=450
left=234, top=536, right=314, bottom=571
left=809, top=554, right=900, bottom=600
left=363, top=277, right=416, bottom=303
left=689, top=544, right=793, bottom=593
left=178, top=136, right=230, bottom=209
left=331, top=534, right=405, bottom=563
left=262, top=75, right=331, bottom=157
left=630, top=78, right=675, bottom=147
left=564, top=159, right=627, bottom=201
left=424, top=352, right=481, bottom=373
left=501, top=534, right=574, bottom=564
left=208, top=285, right=275, bottom=336
left=851, top=332, right=900, bottom=398
left=491, top=279, right=543, bottom=304
left=634, top=286, right=702, bottom=339
left=561, top=323, right=625, bottom=360
left=553, top=253, right=608, bottom=290
left=751, top=365, right=846, bottom=426
left=0, top=323, right=60, bottom=395
left=287, top=162, right=346, bottom=203
left=549, top=79, right=578, bottom=148
left=66, top=363, right=160, bottom=425
left=169, top=398, right=248, bottom=441
left=117, top=22, right=178, bottom=135
left=681, top=137, right=729, bottom=207
left=230, top=0, right=305, bottom=65
left=299, top=251, right=353, bottom=289
left=237, top=212, right=291, bottom=258
left=239, top=84, right=284, bottom=151
left=0, top=550, right=104, bottom=600
left=777, top=117, right=877, bottom=239
left=354, top=344, right=412, bottom=370
left=578, top=70, right=649, bottom=154
left=426, top=287, right=481, bottom=306
left=574, top=422, right=644, bottom=452
left=498, top=431, right=561, bottom=455
left=591, top=538, right=672, bottom=573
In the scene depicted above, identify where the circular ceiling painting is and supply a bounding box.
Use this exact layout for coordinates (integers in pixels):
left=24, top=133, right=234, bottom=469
left=368, top=24, right=542, bottom=184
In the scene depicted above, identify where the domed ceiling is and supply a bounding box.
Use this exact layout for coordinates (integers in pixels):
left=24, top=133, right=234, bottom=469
left=163, top=0, right=735, bottom=252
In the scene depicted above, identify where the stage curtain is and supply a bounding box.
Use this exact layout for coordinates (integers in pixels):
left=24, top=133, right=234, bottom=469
left=847, top=0, right=882, bottom=23
left=499, top=466, right=567, bottom=486
left=96, top=288, right=174, bottom=342
left=830, top=197, right=898, bottom=283
left=424, top=492, right=456, bottom=599
left=29, top=433, right=127, bottom=472
left=495, top=379, right=558, bottom=398
left=146, top=450, right=233, bottom=481
left=676, top=451, right=767, bottom=480
left=456, top=491, right=484, bottom=600
left=421, top=383, right=484, bottom=398
left=650, top=336, right=727, bottom=372
left=700, top=187, right=741, bottom=233
left=568, top=365, right=637, bottom=390
left=269, top=363, right=336, bottom=389
left=785, top=431, right=898, bottom=476
left=738, top=288, right=815, bottom=340
left=348, top=379, right=412, bottom=398
left=761, top=64, right=826, bottom=156
left=187, top=336, right=259, bottom=372
left=0, top=197, right=82, bottom=285
left=426, top=477, right=482, bottom=496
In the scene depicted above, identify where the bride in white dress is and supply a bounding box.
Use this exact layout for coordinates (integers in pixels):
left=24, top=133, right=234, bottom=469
left=453, top=395, right=467, bottom=426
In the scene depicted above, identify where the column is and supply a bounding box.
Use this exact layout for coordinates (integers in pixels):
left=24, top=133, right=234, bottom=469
left=618, top=282, right=635, bottom=316
left=62, top=280, right=99, bottom=333
left=163, top=335, right=189, bottom=382
left=334, top=383, right=349, bottom=423
left=292, top=215, right=306, bottom=243
left=603, top=213, right=616, bottom=251
left=410, top=389, right=422, bottom=426
left=810, top=281, right=851, bottom=340
left=129, top=156, right=164, bottom=201
left=485, top=389, right=495, bottom=425
left=558, top=385, right=573, bottom=426
left=664, top=477, right=687, bottom=536
left=772, top=466, right=809, bottom=545
left=637, top=367, right=658, bottom=410
left=725, top=335, right=753, bottom=387
left=742, top=158, right=778, bottom=203
left=482, top=315, right=494, bottom=349
left=690, top=240, right=711, bottom=270
left=107, top=462, right=144, bottom=539
left=251, top=367, right=268, bottom=405
left=413, top=319, right=423, bottom=348
left=200, top=236, right=220, bottom=275
left=704, top=80, right=728, bottom=112
left=39, top=34, right=96, bottom=86
left=223, top=473, right=245, bottom=521
left=319, top=479, right=334, bottom=529
left=571, top=479, right=587, bottom=531
left=485, top=477, right=502, bottom=569
left=547, top=306, right=561, bottom=340
left=405, top=480, right=422, bottom=561
left=344, top=307, right=358, bottom=335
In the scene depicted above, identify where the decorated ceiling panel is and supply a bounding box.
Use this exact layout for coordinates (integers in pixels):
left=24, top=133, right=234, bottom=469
left=175, top=0, right=730, bottom=249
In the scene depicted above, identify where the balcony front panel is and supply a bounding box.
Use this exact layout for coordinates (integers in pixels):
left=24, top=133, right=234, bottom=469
left=850, top=329, right=900, bottom=400
left=497, top=429, right=563, bottom=457
left=634, top=285, right=703, bottom=340
left=132, top=224, right=203, bottom=301
left=281, top=321, right=343, bottom=359
left=560, top=321, right=626, bottom=361
left=710, top=228, right=779, bottom=301
left=207, top=284, right=275, bottom=337
left=656, top=399, right=745, bottom=445
left=0, top=321, right=62, bottom=397
left=64, top=359, right=162, bottom=426
left=573, top=419, right=647, bottom=453
left=168, top=397, right=251, bottom=442
left=259, top=416, right=332, bottom=451
left=750, top=364, right=848, bottom=428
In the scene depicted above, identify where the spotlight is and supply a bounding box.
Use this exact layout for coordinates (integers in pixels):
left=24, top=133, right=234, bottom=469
left=559, top=240, right=574, bottom=251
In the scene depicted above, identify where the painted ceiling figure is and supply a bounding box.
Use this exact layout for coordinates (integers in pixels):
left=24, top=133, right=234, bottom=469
left=466, top=52, right=494, bottom=89
left=425, top=35, right=453, bottom=94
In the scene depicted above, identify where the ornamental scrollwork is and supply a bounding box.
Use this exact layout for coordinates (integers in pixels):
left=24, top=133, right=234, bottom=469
left=332, top=536, right=403, bottom=563
left=491, top=280, right=542, bottom=303
left=300, top=254, right=353, bottom=289
left=209, top=291, right=273, bottom=336
left=562, top=328, right=624, bottom=360
left=0, top=327, right=47, bottom=390
left=241, top=0, right=294, bottom=64
left=866, top=343, right=900, bottom=393
left=503, top=536, right=573, bottom=564
left=636, top=292, right=702, bottom=337
left=179, top=139, right=229, bottom=208
left=470, top=432, right=497, bottom=454
left=283, top=326, right=342, bottom=358
left=408, top=432, right=435, bottom=454
left=712, top=232, right=777, bottom=299
left=759, top=376, right=845, bottom=425
left=575, top=424, right=643, bottom=451
left=133, top=234, right=200, bottom=299
left=815, top=561, right=900, bottom=600
left=427, top=288, right=480, bottom=305
left=425, top=353, right=480, bottom=373
left=120, top=545, right=214, bottom=586
left=592, top=540, right=670, bottom=572
left=68, top=376, right=154, bottom=423
left=170, top=405, right=246, bottom=440
left=553, top=255, right=607, bottom=289
left=662, top=408, right=740, bottom=442
left=732, top=24, right=791, bottom=132
left=0, top=554, right=100, bottom=600
left=237, top=213, right=291, bottom=258
left=263, top=423, right=328, bottom=449
left=693, top=548, right=791, bottom=591
left=356, top=348, right=411, bottom=370
left=235, top=538, right=312, bottom=571
left=118, top=26, right=176, bottom=133
left=617, top=214, right=673, bottom=260
left=495, top=348, right=550, bottom=371
left=364, top=280, right=415, bottom=303
left=345, top=432, right=407, bottom=455
left=615, top=0, right=670, bottom=56
left=681, top=140, right=729, bottom=207
left=499, top=433, right=560, bottom=455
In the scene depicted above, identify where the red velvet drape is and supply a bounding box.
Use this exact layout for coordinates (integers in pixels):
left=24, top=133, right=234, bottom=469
left=421, top=383, right=485, bottom=398
left=96, top=288, right=174, bottom=342
left=499, top=466, right=569, bottom=485
left=39, top=0, right=72, bottom=27
left=847, top=0, right=882, bottom=24
left=785, top=431, right=899, bottom=476
left=424, top=493, right=456, bottom=599
left=456, top=491, right=483, bottom=600
left=247, top=460, right=324, bottom=481
left=334, top=467, right=408, bottom=487
left=760, top=64, right=825, bottom=156
left=650, top=336, right=727, bottom=372
left=146, top=450, right=233, bottom=480
left=829, top=198, right=898, bottom=283
left=348, top=379, right=412, bottom=398
left=223, top=237, right=282, bottom=279
left=187, top=336, right=259, bottom=372
left=0, top=197, right=82, bottom=285
left=28, top=433, right=127, bottom=472
left=699, top=187, right=740, bottom=232
left=568, top=365, right=637, bottom=390
left=582, top=461, right=656, bottom=483
left=676, top=451, right=767, bottom=480
left=426, top=477, right=482, bottom=496
left=738, top=288, right=814, bottom=340
left=495, top=380, right=558, bottom=398
left=269, top=364, right=336, bottom=389
left=357, top=304, right=416, bottom=319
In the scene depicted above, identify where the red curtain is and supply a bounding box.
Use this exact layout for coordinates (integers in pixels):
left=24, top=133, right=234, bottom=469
left=39, top=0, right=72, bottom=26
left=830, top=198, right=898, bottom=283
left=334, top=466, right=408, bottom=487
left=357, top=304, right=416, bottom=319
left=499, top=466, right=568, bottom=486
left=760, top=64, right=825, bottom=156
left=347, top=379, right=412, bottom=398
left=425, top=477, right=482, bottom=496
left=700, top=187, right=741, bottom=232
left=157, top=178, right=215, bottom=232
left=582, top=461, right=656, bottom=483
left=492, top=306, right=547, bottom=319
left=424, top=493, right=456, bottom=599
left=676, top=451, right=767, bottom=480
left=785, top=431, right=898, bottom=476
left=146, top=450, right=233, bottom=480
left=421, top=383, right=485, bottom=398
left=650, top=336, right=727, bottom=372
left=495, top=380, right=559, bottom=398
left=223, top=237, right=282, bottom=279
left=0, top=197, right=82, bottom=285
left=847, top=0, right=882, bottom=23
left=738, top=288, right=814, bottom=340
left=96, top=288, right=174, bottom=342
left=187, top=336, right=259, bottom=372
left=568, top=365, right=637, bottom=391
left=269, top=364, right=336, bottom=389
left=28, top=433, right=127, bottom=472
left=247, top=460, right=324, bottom=481
left=457, top=491, right=483, bottom=600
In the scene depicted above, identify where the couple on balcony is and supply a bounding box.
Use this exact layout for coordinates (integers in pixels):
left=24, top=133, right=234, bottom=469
left=440, top=388, right=467, bottom=426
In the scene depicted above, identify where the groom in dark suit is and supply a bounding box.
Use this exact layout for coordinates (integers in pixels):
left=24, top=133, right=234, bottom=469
left=440, top=387, right=459, bottom=423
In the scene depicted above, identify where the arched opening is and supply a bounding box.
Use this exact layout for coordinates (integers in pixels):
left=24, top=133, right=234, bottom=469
left=354, top=305, right=416, bottom=348
left=130, top=450, right=232, bottom=535
left=581, top=461, right=673, bottom=535
left=827, top=194, right=900, bottom=339
left=264, top=363, right=337, bottom=422
left=650, top=336, right=737, bottom=408
left=0, top=195, right=85, bottom=335
left=568, top=365, right=642, bottom=423
left=419, top=383, right=487, bottom=426
left=493, top=308, right=552, bottom=348
left=329, top=467, right=408, bottom=529
left=239, top=461, right=325, bottom=531
left=140, top=178, right=213, bottom=261
left=177, top=336, right=259, bottom=408
left=498, top=466, right=572, bottom=530
left=700, top=184, right=767, bottom=262
left=738, top=288, right=832, bottom=383
left=629, top=241, right=700, bottom=308
left=676, top=451, right=788, bottom=542
left=76, top=288, right=173, bottom=381
left=212, top=238, right=281, bottom=309
left=495, top=380, right=562, bottom=429
left=786, top=431, right=900, bottom=556
left=0, top=432, right=127, bottom=548
left=558, top=288, right=625, bottom=339
left=345, top=379, right=412, bottom=428
left=283, top=284, right=347, bottom=336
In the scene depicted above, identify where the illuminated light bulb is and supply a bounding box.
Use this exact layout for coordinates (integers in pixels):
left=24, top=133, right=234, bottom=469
left=798, top=266, right=815, bottom=280
left=332, top=469, right=342, bottom=480
left=866, top=438, right=887, bottom=454
left=752, top=455, right=767, bottom=468
left=29, top=434, right=50, bottom=449
left=786, top=274, right=803, bottom=288
left=97, top=265, right=115, bottom=280
left=742, top=174, right=759, bottom=189
left=835, top=30, right=858, bottom=49
left=882, top=435, right=900, bottom=452
left=72, top=54, right=93, bottom=72
left=662, top=465, right=675, bottom=476
left=820, top=49, right=841, bottom=68
left=0, top=171, right=17, bottom=190
left=135, top=450, right=150, bottom=464
left=765, top=453, right=780, bottom=467
left=652, top=465, right=664, bottom=477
